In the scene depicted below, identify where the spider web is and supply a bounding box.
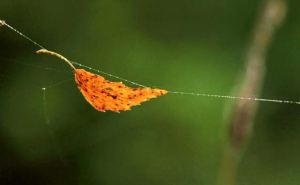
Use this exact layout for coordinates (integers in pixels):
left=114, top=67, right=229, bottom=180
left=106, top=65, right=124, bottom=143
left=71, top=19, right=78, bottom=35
left=1, top=19, right=300, bottom=127
left=1, top=19, right=300, bottom=185
left=0, top=20, right=299, bottom=148
left=1, top=19, right=300, bottom=113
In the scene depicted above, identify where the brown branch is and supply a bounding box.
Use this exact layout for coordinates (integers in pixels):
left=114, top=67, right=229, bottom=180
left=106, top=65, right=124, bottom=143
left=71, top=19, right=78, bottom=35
left=218, top=0, right=287, bottom=185
left=229, top=0, right=286, bottom=151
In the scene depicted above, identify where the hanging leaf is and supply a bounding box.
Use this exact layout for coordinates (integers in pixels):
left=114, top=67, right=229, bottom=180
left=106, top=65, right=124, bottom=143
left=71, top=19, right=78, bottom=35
left=36, top=49, right=167, bottom=112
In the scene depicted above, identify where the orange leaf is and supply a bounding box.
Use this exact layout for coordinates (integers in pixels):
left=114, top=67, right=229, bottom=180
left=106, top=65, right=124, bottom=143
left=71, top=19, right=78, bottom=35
left=36, top=49, right=167, bottom=112
left=75, top=69, right=167, bottom=112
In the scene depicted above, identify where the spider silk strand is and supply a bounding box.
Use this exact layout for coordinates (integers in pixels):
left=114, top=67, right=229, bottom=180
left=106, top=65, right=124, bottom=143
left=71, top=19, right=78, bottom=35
left=1, top=19, right=299, bottom=106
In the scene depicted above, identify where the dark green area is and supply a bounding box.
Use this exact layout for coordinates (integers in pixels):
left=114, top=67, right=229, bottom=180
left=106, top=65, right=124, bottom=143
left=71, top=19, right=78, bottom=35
left=0, top=0, right=299, bottom=185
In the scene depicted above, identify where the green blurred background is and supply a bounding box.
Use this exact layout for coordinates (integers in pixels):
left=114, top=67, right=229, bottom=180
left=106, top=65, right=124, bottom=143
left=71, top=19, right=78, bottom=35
left=0, top=0, right=299, bottom=185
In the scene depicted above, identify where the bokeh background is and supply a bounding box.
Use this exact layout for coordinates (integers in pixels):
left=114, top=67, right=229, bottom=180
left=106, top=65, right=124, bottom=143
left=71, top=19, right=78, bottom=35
left=0, top=0, right=299, bottom=185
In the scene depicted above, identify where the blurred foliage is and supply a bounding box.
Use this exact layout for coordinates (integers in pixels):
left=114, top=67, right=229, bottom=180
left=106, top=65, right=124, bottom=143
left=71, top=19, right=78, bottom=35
left=0, top=0, right=299, bottom=185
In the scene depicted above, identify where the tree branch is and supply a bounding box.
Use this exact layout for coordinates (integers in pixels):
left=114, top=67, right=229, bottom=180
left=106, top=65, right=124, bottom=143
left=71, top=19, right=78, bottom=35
left=218, top=1, right=287, bottom=185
